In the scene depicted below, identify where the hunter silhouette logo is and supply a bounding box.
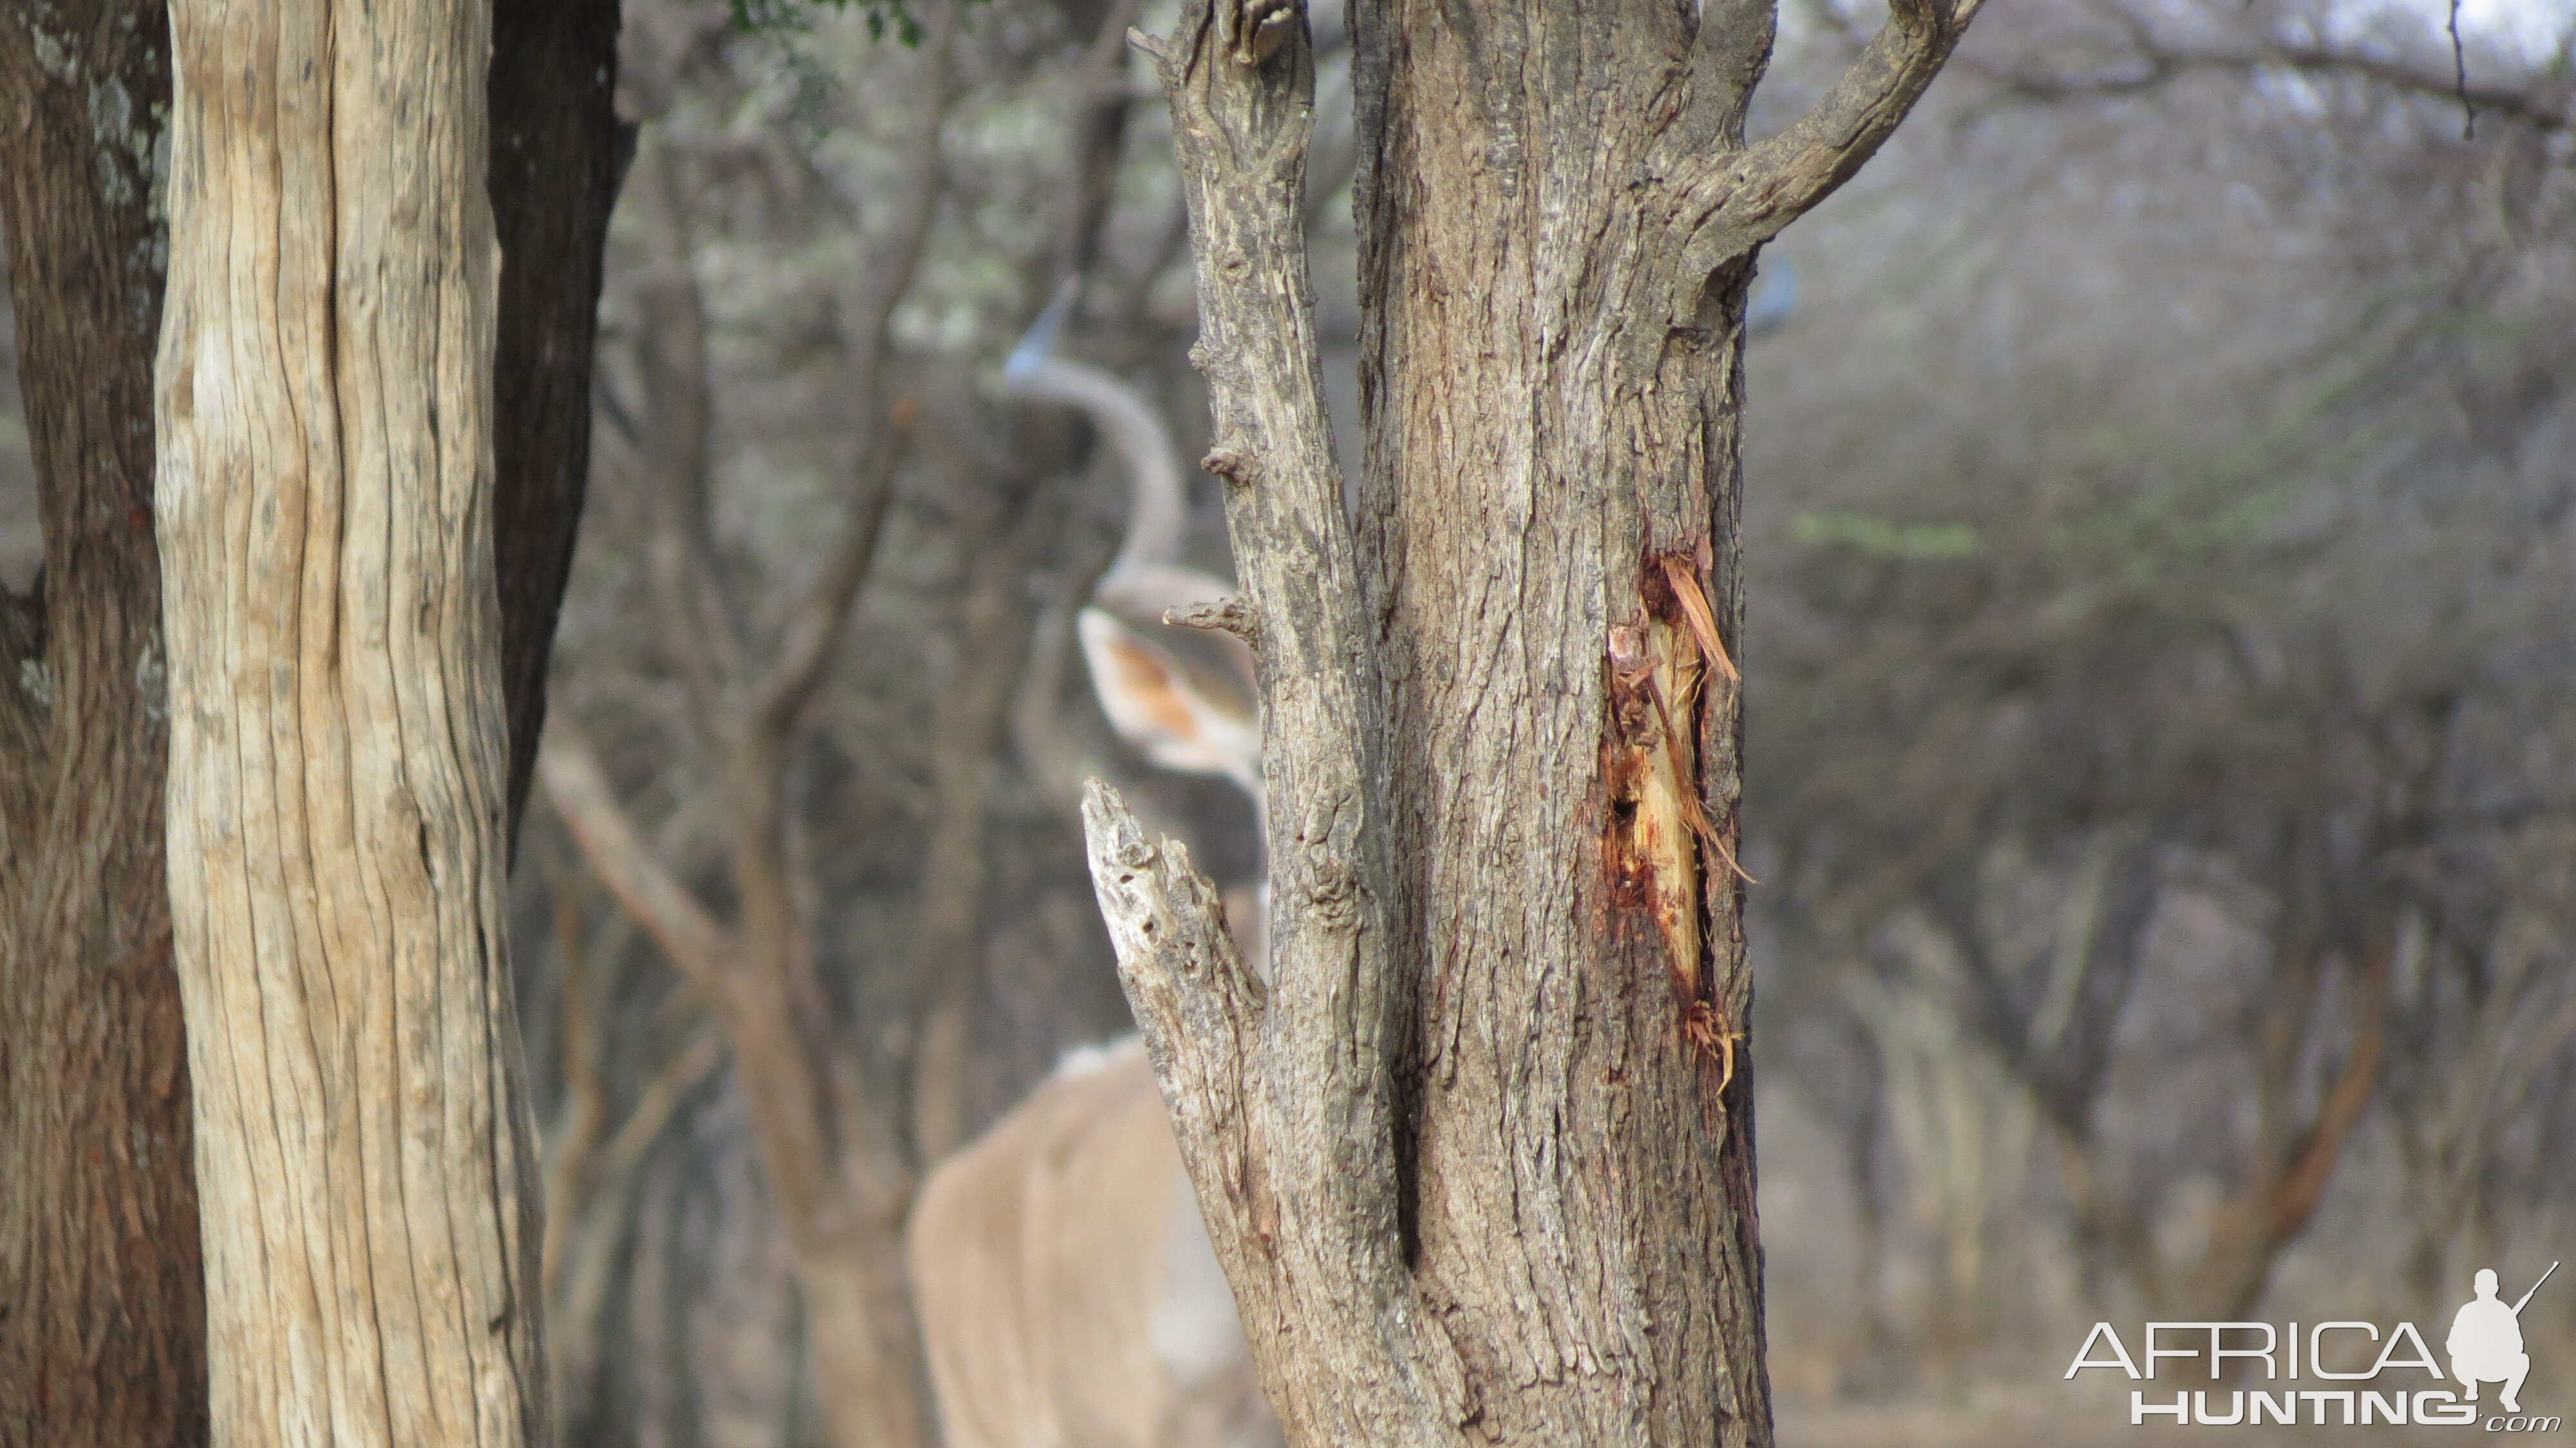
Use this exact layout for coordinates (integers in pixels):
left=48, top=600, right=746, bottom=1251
left=2066, top=1260, right=2561, bottom=1429
left=2451, top=1262, right=2554, bottom=1416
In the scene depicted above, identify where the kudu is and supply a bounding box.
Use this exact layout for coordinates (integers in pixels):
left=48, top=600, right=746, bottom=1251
left=904, top=287, right=1278, bottom=1448
left=904, top=267, right=1794, bottom=1448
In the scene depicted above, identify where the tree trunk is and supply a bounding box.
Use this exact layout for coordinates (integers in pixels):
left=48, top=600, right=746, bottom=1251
left=154, top=0, right=550, bottom=1440
left=0, top=8, right=205, bottom=1446
left=489, top=0, right=631, bottom=855
left=1085, top=2, right=1980, bottom=1444
left=1350, top=10, right=1772, bottom=1440
left=719, top=823, right=935, bottom=1448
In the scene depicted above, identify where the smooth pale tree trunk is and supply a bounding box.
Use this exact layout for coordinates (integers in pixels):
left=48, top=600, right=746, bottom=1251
left=1084, top=2, right=1980, bottom=1445
left=154, top=0, right=550, bottom=1441
left=0, top=7, right=205, bottom=1445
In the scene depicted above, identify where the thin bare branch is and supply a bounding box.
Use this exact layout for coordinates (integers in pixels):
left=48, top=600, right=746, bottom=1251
left=598, top=1029, right=728, bottom=1188
left=1139, top=0, right=1388, bottom=1027
left=541, top=846, right=611, bottom=1302
left=1078, top=783, right=1265, bottom=1232
left=1680, top=0, right=1987, bottom=256
left=540, top=719, right=734, bottom=986
left=1970, top=41, right=2571, bottom=131
left=1168, top=595, right=1258, bottom=646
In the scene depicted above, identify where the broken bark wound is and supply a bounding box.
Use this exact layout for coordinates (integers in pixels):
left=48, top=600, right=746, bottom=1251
left=1607, top=558, right=1742, bottom=1093
left=1201, top=446, right=1258, bottom=487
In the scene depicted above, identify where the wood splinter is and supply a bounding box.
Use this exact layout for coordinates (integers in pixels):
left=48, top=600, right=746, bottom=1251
left=1683, top=1000, right=1743, bottom=1096
left=1166, top=596, right=1260, bottom=647
left=1610, top=558, right=1752, bottom=1094
left=1229, top=0, right=1302, bottom=65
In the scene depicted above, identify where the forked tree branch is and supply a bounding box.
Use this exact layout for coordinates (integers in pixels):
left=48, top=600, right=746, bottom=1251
left=539, top=720, right=733, bottom=987
left=2263, top=932, right=2391, bottom=1243
left=1678, top=0, right=1987, bottom=258
left=1130, top=0, right=1390, bottom=1051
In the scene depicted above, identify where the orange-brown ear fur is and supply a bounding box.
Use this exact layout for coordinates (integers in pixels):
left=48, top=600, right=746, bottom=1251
left=1078, top=608, right=1262, bottom=794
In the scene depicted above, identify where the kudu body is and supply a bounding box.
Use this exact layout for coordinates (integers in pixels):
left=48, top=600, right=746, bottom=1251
left=904, top=287, right=1278, bottom=1448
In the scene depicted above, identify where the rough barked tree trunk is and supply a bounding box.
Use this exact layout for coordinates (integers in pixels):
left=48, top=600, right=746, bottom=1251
left=155, top=0, right=550, bottom=1440
left=1084, top=2, right=1981, bottom=1444
left=0, top=8, right=204, bottom=1446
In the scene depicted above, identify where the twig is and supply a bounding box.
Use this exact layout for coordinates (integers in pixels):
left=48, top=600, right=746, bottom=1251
left=2448, top=0, right=2474, bottom=140
left=539, top=719, right=734, bottom=986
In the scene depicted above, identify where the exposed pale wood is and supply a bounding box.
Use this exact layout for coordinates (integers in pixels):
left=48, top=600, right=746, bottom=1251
left=153, top=0, right=551, bottom=1440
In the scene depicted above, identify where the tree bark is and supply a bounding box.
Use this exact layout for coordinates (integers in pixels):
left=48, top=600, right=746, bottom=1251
left=1086, top=1, right=1980, bottom=1443
left=0, top=8, right=205, bottom=1446
left=154, top=0, right=550, bottom=1440
left=489, top=0, right=632, bottom=857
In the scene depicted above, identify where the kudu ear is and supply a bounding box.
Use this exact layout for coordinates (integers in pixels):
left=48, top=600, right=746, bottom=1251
left=1078, top=607, right=1262, bottom=794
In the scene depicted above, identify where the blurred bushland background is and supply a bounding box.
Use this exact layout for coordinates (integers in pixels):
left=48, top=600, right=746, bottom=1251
left=3, top=0, right=2570, bottom=1442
